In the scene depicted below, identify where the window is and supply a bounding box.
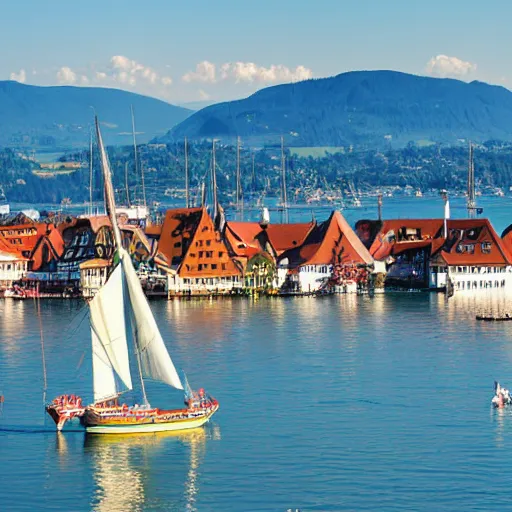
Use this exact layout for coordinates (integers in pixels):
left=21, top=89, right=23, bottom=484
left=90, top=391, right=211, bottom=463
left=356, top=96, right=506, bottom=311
left=218, top=251, right=224, bottom=258
left=189, top=253, right=196, bottom=258
left=481, top=242, right=492, bottom=254
left=206, top=240, right=211, bottom=246
left=211, top=264, right=217, bottom=270
left=198, top=264, right=203, bottom=271
left=206, top=251, right=213, bottom=258
left=199, top=251, right=204, bottom=258
left=174, top=241, right=181, bottom=248
left=222, top=263, right=226, bottom=270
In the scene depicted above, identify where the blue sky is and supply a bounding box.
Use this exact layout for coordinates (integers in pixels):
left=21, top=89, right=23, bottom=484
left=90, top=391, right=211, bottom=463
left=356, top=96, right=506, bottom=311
left=1, top=0, right=510, bottom=104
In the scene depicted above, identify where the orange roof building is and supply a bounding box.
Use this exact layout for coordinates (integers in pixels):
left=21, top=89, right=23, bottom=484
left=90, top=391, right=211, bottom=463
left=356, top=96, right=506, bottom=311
left=0, top=223, right=49, bottom=259
left=158, top=207, right=242, bottom=295
left=430, top=218, right=512, bottom=292
left=356, top=217, right=512, bottom=292
left=277, top=211, right=374, bottom=293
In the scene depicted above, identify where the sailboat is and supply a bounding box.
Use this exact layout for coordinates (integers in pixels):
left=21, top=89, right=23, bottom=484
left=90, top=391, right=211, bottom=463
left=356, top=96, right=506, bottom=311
left=45, top=117, right=219, bottom=434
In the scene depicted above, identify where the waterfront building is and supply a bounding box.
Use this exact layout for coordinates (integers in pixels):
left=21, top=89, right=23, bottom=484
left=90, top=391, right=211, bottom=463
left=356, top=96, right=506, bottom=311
left=430, top=219, right=512, bottom=292
left=358, top=219, right=444, bottom=289
left=224, top=220, right=317, bottom=291
left=278, top=211, right=374, bottom=293
left=79, top=258, right=111, bottom=298
left=0, top=237, right=28, bottom=292
left=357, top=218, right=512, bottom=292
left=157, top=207, right=242, bottom=296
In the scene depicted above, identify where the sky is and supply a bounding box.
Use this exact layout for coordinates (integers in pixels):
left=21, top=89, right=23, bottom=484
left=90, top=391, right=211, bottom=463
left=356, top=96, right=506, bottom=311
left=1, top=0, right=511, bottom=105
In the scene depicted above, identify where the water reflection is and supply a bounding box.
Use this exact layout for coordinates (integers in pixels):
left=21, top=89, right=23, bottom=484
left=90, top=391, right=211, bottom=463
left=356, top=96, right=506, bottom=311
left=84, top=426, right=218, bottom=512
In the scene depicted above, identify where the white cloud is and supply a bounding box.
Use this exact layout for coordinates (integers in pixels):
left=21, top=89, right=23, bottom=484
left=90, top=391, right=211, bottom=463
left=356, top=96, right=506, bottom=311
left=184, top=60, right=312, bottom=85
left=161, top=76, right=173, bottom=86
left=425, top=54, right=477, bottom=78
left=10, top=69, right=26, bottom=83
left=56, top=66, right=77, bottom=84
left=108, top=55, right=163, bottom=87
left=222, top=62, right=312, bottom=83
left=182, top=61, right=217, bottom=83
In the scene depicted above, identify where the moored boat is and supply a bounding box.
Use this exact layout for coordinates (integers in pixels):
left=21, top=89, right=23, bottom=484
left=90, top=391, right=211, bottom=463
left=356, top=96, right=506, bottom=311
left=46, top=116, right=219, bottom=433
left=491, top=381, right=512, bottom=408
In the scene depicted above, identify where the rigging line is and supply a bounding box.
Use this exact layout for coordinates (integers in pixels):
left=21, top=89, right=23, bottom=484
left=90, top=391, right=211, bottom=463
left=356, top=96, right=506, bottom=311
left=35, top=296, right=47, bottom=404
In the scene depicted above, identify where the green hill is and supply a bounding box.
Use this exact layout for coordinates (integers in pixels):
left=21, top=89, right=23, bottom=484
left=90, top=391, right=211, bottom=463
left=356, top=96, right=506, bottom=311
left=160, top=70, right=512, bottom=147
left=0, top=81, right=191, bottom=148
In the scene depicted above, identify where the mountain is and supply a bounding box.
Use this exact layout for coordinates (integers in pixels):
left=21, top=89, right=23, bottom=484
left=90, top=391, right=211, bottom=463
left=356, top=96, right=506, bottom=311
left=0, top=81, right=192, bottom=148
left=159, top=71, right=512, bottom=147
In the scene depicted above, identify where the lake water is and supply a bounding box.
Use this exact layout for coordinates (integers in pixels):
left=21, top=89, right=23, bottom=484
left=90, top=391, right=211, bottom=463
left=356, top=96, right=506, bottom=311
left=2, top=291, right=512, bottom=511
left=2, top=197, right=512, bottom=511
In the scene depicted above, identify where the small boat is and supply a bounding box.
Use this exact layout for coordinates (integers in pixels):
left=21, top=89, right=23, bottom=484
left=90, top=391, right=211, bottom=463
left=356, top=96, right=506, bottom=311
left=46, top=117, right=219, bottom=433
left=476, top=313, right=512, bottom=321
left=492, top=381, right=512, bottom=408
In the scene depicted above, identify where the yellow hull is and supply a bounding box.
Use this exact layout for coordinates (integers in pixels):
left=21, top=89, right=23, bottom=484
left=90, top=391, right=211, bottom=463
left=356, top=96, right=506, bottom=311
left=85, top=407, right=217, bottom=435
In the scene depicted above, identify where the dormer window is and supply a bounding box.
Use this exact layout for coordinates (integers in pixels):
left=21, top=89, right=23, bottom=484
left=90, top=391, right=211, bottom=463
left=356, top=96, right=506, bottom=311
left=481, top=242, right=492, bottom=254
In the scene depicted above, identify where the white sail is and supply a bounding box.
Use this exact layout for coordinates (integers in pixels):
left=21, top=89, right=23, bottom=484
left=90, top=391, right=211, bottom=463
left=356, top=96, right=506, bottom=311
left=121, top=249, right=184, bottom=390
left=90, top=264, right=133, bottom=402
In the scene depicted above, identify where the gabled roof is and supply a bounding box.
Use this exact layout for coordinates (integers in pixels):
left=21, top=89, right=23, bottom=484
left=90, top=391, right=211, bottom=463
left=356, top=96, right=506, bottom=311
left=433, top=218, right=512, bottom=266
left=225, top=220, right=317, bottom=260
left=366, top=219, right=444, bottom=261
left=224, top=222, right=264, bottom=258
left=30, top=226, right=65, bottom=271
left=265, top=222, right=316, bottom=254
left=279, top=211, right=373, bottom=267
left=157, top=207, right=240, bottom=276
left=157, top=207, right=204, bottom=266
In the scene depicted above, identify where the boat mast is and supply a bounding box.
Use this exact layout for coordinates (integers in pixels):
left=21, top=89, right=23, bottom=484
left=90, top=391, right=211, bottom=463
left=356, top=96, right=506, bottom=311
left=281, top=136, right=288, bottom=223
left=467, top=141, right=476, bottom=218
left=185, top=137, right=189, bottom=208
left=212, top=139, right=218, bottom=220
left=131, top=105, right=146, bottom=208
left=124, top=162, right=131, bottom=207
left=95, top=116, right=149, bottom=406
left=89, top=131, right=93, bottom=216
left=236, top=136, right=241, bottom=212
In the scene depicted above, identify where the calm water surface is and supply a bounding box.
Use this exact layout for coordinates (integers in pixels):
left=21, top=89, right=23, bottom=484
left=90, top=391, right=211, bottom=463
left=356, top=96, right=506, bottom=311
left=2, top=292, right=512, bottom=511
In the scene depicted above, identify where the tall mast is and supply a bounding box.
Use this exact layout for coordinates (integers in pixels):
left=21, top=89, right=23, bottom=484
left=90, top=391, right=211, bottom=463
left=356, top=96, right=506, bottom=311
left=89, top=131, right=93, bottom=216
left=124, top=161, right=131, bottom=207
left=281, top=136, right=288, bottom=223
left=236, top=136, right=241, bottom=212
left=95, top=116, right=148, bottom=405
left=95, top=117, right=123, bottom=250
left=212, top=139, right=218, bottom=220
left=467, top=141, right=476, bottom=218
left=185, top=137, right=189, bottom=208
left=131, top=105, right=146, bottom=208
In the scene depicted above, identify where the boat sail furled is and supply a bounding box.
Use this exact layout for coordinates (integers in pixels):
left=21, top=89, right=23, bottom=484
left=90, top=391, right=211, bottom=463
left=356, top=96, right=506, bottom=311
left=45, top=116, right=218, bottom=433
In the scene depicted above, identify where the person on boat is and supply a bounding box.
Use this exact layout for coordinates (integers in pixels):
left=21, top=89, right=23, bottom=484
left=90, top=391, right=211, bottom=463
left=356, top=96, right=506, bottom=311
left=492, top=382, right=512, bottom=407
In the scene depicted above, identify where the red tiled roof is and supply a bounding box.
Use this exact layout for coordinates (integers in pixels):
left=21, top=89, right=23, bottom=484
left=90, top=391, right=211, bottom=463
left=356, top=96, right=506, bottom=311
left=265, top=222, right=316, bottom=253
left=368, top=219, right=444, bottom=260
left=391, top=240, right=432, bottom=256
left=433, top=218, right=512, bottom=266
left=280, top=211, right=373, bottom=267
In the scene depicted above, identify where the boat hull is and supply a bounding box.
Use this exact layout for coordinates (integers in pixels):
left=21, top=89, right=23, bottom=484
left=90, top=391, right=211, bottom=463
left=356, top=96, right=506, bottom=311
left=85, top=408, right=216, bottom=434
left=82, top=401, right=219, bottom=435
